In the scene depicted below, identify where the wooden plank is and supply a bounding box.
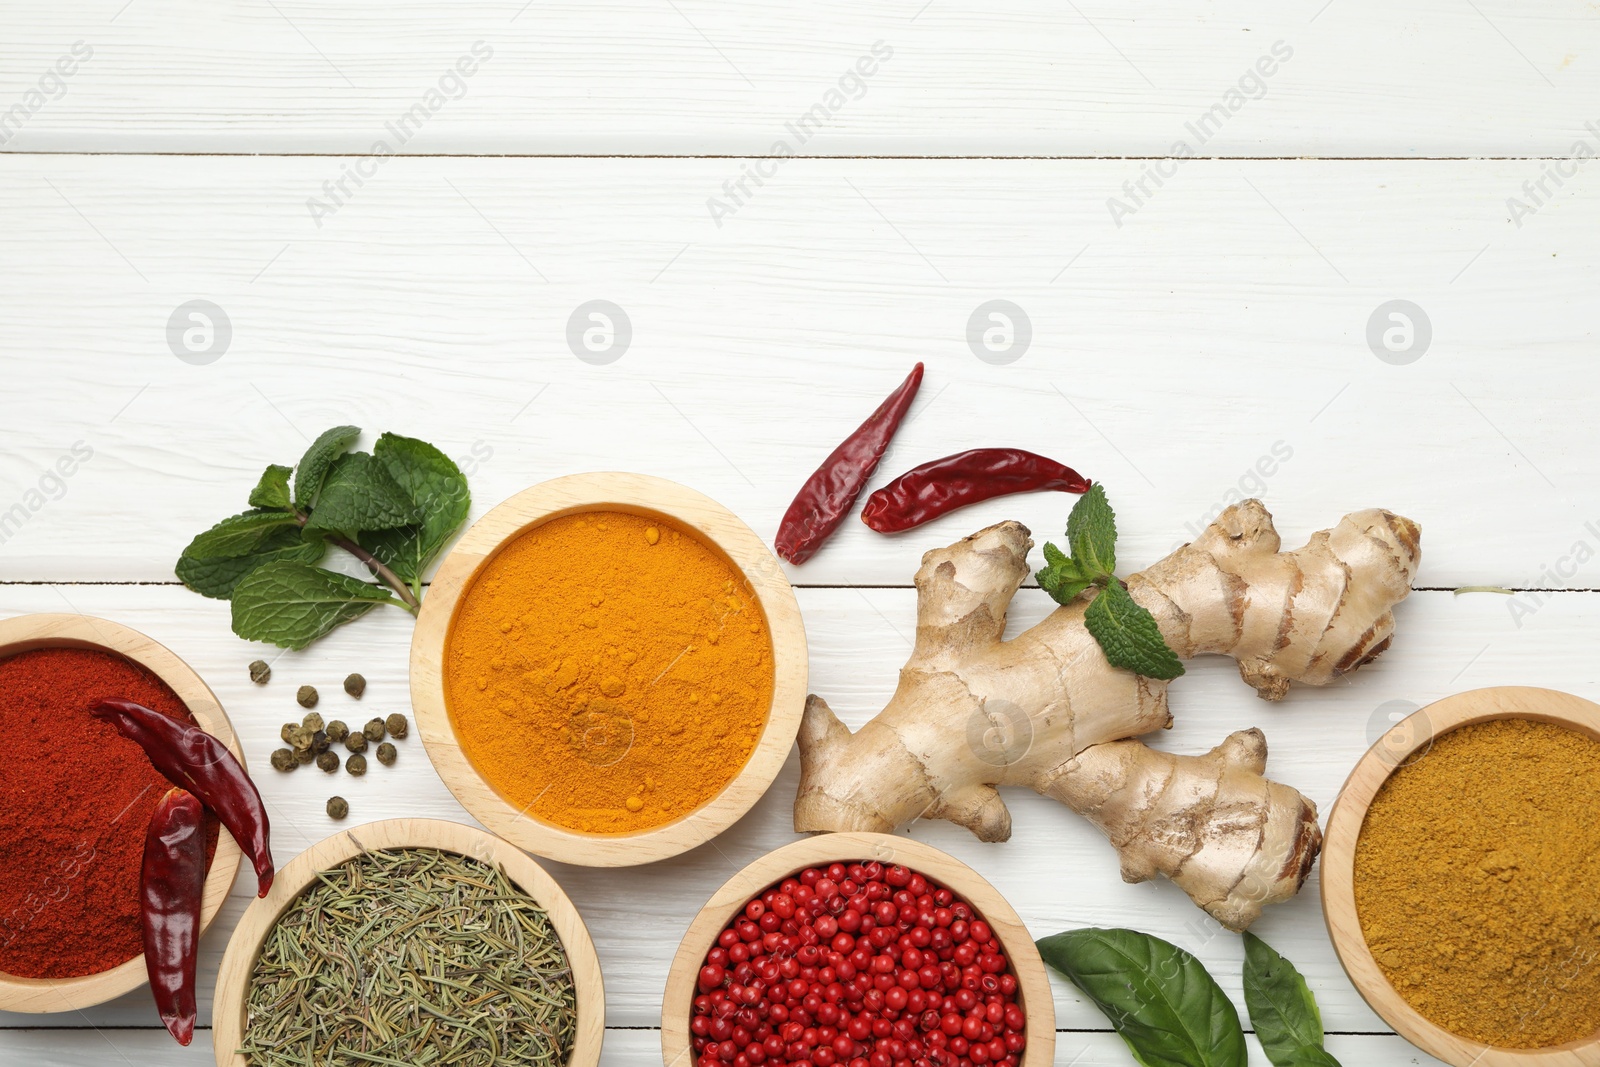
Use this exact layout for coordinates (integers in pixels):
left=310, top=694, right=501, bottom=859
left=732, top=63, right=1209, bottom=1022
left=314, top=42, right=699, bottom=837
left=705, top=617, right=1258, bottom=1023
left=0, top=584, right=1590, bottom=1032
left=0, top=1, right=1596, bottom=155
left=0, top=1025, right=1453, bottom=1067
left=1, top=156, right=1595, bottom=586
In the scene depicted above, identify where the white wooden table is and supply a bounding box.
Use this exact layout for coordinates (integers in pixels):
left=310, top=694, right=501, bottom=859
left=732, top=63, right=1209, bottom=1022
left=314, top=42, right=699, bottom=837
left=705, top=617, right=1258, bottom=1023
left=3, top=2, right=1599, bottom=1064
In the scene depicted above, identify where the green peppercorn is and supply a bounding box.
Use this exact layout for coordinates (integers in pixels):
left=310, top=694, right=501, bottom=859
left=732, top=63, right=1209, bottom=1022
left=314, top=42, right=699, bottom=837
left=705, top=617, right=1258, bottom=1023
left=376, top=742, right=397, bottom=767
left=280, top=722, right=298, bottom=744
left=326, top=796, right=349, bottom=820
left=309, top=729, right=330, bottom=755
left=249, top=660, right=271, bottom=685
left=363, top=718, right=386, bottom=743
left=385, top=713, right=409, bottom=740
left=344, top=730, right=367, bottom=754
left=316, top=750, right=340, bottom=772
left=269, top=748, right=297, bottom=772
left=286, top=725, right=314, bottom=752
left=296, top=685, right=319, bottom=709
left=294, top=747, right=315, bottom=765
left=344, top=673, right=366, bottom=699
left=346, top=753, right=367, bottom=776
left=301, top=711, right=324, bottom=733
left=325, top=719, right=349, bottom=743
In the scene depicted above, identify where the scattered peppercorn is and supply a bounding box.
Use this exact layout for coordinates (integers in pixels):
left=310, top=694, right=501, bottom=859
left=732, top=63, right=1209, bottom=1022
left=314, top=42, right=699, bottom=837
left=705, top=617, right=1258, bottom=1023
left=316, top=751, right=340, bottom=773
left=344, top=730, right=367, bottom=754
left=269, top=748, right=297, bottom=772
left=346, top=754, right=367, bottom=776
left=384, top=713, right=408, bottom=740
left=344, top=673, right=366, bottom=699
left=326, top=797, right=348, bottom=820
left=285, top=726, right=314, bottom=752
left=324, top=720, right=349, bottom=743
left=309, top=730, right=329, bottom=755
left=363, top=718, right=386, bottom=743
left=296, top=685, right=318, bottom=709
left=249, top=660, right=271, bottom=685
left=279, top=723, right=297, bottom=745
left=293, top=747, right=314, bottom=766
left=376, top=742, right=396, bottom=767
left=301, top=711, right=324, bottom=733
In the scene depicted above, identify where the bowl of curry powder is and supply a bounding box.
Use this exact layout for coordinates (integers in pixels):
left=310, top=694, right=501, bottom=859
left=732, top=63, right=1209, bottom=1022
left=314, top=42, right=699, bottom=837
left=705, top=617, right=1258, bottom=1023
left=410, top=472, right=808, bottom=866
left=1323, top=686, right=1600, bottom=1067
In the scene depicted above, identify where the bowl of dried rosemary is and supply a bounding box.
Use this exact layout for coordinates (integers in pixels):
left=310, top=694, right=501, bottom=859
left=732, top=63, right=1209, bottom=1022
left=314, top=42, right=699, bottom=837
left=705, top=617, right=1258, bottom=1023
left=212, top=817, right=604, bottom=1067
left=1323, top=686, right=1600, bottom=1067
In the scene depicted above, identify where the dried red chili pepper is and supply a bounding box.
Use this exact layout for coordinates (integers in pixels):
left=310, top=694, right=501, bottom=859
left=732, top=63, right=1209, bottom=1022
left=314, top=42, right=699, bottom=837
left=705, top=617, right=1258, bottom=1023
left=861, top=448, right=1091, bottom=533
left=91, top=698, right=274, bottom=897
left=775, top=362, right=924, bottom=564
left=141, top=788, right=204, bottom=1046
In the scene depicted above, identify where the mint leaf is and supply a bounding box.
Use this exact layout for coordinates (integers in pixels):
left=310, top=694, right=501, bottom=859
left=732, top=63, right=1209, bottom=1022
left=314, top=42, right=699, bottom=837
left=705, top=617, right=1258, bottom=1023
left=292, top=425, right=359, bottom=507
left=1243, top=933, right=1340, bottom=1067
left=1067, top=483, right=1116, bottom=578
left=177, top=526, right=325, bottom=599
left=1084, top=581, right=1185, bottom=680
left=179, top=509, right=300, bottom=560
left=304, top=452, right=420, bottom=536
left=231, top=561, right=398, bottom=650
left=363, top=432, right=470, bottom=582
left=247, top=464, right=294, bottom=510
left=1037, top=928, right=1246, bottom=1067
left=1037, top=541, right=1092, bottom=605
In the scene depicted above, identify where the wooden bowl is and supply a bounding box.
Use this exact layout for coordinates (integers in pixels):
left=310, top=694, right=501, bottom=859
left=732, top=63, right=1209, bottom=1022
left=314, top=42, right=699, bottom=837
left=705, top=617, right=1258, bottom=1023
left=411, top=472, right=808, bottom=866
left=0, top=613, right=244, bottom=1013
left=661, top=832, right=1057, bottom=1067
left=1322, top=686, right=1600, bottom=1067
left=212, top=817, right=605, bottom=1067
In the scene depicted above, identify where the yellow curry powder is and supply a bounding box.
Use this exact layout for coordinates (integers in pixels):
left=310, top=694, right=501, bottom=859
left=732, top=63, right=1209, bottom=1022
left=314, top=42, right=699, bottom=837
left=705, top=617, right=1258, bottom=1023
left=1354, top=718, right=1600, bottom=1048
left=444, top=510, right=774, bottom=834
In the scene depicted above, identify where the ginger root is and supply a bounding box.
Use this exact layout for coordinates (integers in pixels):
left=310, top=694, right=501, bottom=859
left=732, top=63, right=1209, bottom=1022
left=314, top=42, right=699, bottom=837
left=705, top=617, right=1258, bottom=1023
left=795, top=500, right=1420, bottom=930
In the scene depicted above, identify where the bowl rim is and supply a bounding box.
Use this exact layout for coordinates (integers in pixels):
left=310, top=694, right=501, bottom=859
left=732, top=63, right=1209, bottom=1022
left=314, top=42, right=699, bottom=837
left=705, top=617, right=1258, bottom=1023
left=1322, top=685, right=1600, bottom=1067
left=409, top=471, right=808, bottom=867
left=211, top=816, right=605, bottom=1067
left=660, top=832, right=1057, bottom=1067
left=0, top=612, right=245, bottom=1014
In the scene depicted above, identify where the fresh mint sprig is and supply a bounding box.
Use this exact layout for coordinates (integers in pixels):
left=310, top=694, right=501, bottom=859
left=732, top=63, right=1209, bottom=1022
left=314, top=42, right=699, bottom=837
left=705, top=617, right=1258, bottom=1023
left=175, top=427, right=470, bottom=650
left=1038, top=484, right=1185, bottom=680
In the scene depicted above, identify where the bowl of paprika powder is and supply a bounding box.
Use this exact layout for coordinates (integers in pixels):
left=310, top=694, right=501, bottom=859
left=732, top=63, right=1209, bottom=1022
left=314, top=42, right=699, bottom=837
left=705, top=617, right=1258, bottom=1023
left=410, top=472, right=808, bottom=867
left=0, top=613, right=244, bottom=1013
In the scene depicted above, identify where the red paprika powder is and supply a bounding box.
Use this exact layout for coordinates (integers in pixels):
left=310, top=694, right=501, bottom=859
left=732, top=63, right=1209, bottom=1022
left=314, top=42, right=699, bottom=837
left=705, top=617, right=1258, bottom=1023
left=0, top=647, right=218, bottom=979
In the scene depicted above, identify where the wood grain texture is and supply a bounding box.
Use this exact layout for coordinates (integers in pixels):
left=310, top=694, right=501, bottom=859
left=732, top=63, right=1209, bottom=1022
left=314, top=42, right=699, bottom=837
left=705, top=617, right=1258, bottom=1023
left=0, top=581, right=1590, bottom=1037
left=0, top=2, right=1597, bottom=155
left=1321, top=687, right=1600, bottom=1067
left=1, top=156, right=1596, bottom=587
left=660, top=832, right=1055, bottom=1067
left=0, top=614, right=244, bottom=1014
left=210, top=817, right=605, bottom=1067
left=410, top=472, right=808, bottom=866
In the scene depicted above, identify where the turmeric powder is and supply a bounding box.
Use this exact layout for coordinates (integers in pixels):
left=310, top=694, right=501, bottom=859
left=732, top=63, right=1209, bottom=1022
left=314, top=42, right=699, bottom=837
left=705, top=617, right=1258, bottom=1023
left=1354, top=717, right=1600, bottom=1048
left=443, top=510, right=774, bottom=834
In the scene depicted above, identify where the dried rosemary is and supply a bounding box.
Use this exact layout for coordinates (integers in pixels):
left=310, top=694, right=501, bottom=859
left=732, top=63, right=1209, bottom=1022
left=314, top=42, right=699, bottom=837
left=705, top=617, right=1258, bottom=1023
left=238, top=847, right=577, bottom=1067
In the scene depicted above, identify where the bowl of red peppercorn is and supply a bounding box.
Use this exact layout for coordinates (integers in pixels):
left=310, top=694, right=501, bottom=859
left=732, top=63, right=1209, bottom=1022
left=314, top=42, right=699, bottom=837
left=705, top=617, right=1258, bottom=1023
left=662, top=832, right=1054, bottom=1067
left=0, top=613, right=245, bottom=1013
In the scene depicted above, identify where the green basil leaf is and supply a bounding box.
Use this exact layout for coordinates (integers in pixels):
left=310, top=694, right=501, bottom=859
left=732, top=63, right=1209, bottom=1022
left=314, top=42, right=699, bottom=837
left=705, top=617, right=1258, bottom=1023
left=1084, top=581, right=1185, bottom=680
left=231, top=561, right=398, bottom=650
left=179, top=509, right=301, bottom=560
left=1038, top=928, right=1246, bottom=1067
left=1243, top=933, right=1340, bottom=1067
left=1037, top=542, right=1092, bottom=605
left=304, top=452, right=421, bottom=536
left=1067, top=483, right=1116, bottom=579
left=292, top=425, right=359, bottom=507
left=247, top=464, right=294, bottom=510
left=176, top=526, right=326, bottom=599
left=367, top=432, right=470, bottom=578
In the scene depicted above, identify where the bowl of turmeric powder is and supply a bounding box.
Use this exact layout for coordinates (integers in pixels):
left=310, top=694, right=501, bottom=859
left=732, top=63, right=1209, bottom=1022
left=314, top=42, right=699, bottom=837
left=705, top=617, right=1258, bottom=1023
left=410, top=472, right=807, bottom=866
left=1323, top=686, right=1600, bottom=1067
